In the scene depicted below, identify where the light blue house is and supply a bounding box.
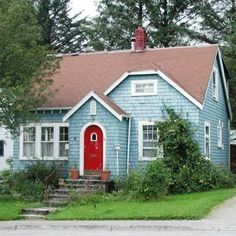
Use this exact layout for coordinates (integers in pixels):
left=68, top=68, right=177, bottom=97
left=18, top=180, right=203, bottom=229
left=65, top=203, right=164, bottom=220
left=12, top=39, right=232, bottom=178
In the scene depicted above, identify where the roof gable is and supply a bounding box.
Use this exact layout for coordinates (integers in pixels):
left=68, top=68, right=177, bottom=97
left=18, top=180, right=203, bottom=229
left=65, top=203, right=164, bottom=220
left=63, top=91, right=129, bottom=122
left=44, top=45, right=218, bottom=109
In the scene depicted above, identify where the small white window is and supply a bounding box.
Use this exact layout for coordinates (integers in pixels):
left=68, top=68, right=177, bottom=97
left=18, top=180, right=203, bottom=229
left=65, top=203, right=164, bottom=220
left=212, top=70, right=219, bottom=101
left=138, top=121, right=163, bottom=160
left=59, top=127, right=69, bottom=157
left=23, top=127, right=36, bottom=158
left=131, top=80, right=157, bottom=96
left=90, top=100, right=97, bottom=115
left=41, top=127, right=54, bottom=158
left=90, top=132, right=97, bottom=142
left=217, top=120, right=223, bottom=149
left=204, top=122, right=211, bottom=158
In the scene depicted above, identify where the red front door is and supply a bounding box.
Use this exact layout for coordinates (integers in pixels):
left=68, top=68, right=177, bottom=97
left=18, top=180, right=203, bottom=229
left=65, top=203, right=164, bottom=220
left=84, top=125, right=103, bottom=171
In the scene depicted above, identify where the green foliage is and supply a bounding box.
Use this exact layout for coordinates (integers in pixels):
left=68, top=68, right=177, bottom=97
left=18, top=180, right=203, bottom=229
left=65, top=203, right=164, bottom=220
left=86, top=0, right=195, bottom=50
left=34, top=0, right=87, bottom=53
left=125, top=160, right=171, bottom=199
left=156, top=108, right=235, bottom=193
left=0, top=161, right=63, bottom=201
left=0, top=0, right=56, bottom=135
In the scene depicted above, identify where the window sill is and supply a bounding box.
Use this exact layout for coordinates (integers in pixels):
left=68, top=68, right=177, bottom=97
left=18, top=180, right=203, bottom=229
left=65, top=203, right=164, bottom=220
left=19, top=157, right=68, bottom=161
left=138, top=157, right=162, bottom=161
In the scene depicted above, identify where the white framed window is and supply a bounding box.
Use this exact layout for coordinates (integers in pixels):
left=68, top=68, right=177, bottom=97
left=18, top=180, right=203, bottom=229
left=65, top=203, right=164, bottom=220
left=204, top=121, right=211, bottom=158
left=90, top=100, right=97, bottom=115
left=59, top=127, right=69, bottom=157
left=41, top=127, right=54, bottom=158
left=23, top=127, right=36, bottom=158
left=138, top=121, right=163, bottom=160
left=217, top=120, right=224, bottom=149
left=20, top=123, right=69, bottom=160
left=90, top=132, right=97, bottom=142
left=131, top=80, right=157, bottom=96
left=212, top=69, right=219, bottom=101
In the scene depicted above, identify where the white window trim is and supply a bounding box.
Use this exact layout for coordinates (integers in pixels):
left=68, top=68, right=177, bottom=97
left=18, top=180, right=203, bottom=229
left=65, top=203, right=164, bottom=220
left=90, top=132, right=98, bottom=142
left=131, top=79, right=157, bottom=96
left=212, top=68, right=219, bottom=101
left=204, top=121, right=211, bottom=159
left=138, top=121, right=163, bottom=161
left=217, top=120, right=224, bottom=149
left=19, top=123, right=69, bottom=161
left=90, top=100, right=97, bottom=115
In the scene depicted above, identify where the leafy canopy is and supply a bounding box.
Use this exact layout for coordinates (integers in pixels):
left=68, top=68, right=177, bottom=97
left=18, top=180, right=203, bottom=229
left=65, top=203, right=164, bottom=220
left=0, top=0, right=57, bottom=135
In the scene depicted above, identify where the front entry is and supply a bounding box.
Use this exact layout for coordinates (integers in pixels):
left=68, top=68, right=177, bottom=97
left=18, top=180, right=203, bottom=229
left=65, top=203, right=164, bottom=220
left=84, top=125, right=103, bottom=172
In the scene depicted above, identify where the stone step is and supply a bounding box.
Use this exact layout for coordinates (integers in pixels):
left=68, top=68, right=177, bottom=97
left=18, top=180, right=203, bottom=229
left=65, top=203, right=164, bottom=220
left=51, top=188, right=69, bottom=195
left=48, top=193, right=70, bottom=199
left=21, top=207, right=56, bottom=216
left=44, top=199, right=68, bottom=207
left=21, top=214, right=46, bottom=220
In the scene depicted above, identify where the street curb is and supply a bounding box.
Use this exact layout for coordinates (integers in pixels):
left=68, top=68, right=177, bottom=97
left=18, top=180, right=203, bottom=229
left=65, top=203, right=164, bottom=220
left=0, top=220, right=236, bottom=231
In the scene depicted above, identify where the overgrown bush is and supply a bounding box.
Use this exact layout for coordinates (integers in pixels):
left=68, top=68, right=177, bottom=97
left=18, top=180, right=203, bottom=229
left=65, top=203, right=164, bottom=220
left=125, top=160, right=171, bottom=199
left=0, top=161, right=64, bottom=201
left=156, top=108, right=235, bottom=193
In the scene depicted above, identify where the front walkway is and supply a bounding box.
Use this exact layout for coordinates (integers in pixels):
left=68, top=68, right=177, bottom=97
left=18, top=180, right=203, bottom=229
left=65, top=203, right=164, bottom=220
left=206, top=195, right=236, bottom=219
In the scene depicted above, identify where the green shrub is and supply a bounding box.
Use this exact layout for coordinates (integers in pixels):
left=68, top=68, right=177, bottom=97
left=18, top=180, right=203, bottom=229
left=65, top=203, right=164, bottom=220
left=125, top=160, right=171, bottom=199
left=156, top=108, right=236, bottom=193
left=5, top=161, right=64, bottom=201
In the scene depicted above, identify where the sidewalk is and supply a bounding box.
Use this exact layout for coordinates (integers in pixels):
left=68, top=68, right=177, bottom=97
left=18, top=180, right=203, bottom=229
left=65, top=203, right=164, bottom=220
left=0, top=219, right=235, bottom=232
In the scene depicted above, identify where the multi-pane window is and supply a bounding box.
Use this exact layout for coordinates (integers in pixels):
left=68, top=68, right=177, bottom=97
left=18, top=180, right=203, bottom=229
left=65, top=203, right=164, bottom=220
left=21, top=124, right=69, bottom=160
left=23, top=127, right=36, bottom=158
left=212, top=70, right=218, bottom=101
left=41, top=127, right=54, bottom=157
left=217, top=120, right=223, bottom=149
left=131, top=80, right=157, bottom=96
left=59, top=127, right=69, bottom=157
left=139, top=121, right=162, bottom=160
left=0, top=140, right=4, bottom=157
left=204, top=122, right=211, bottom=158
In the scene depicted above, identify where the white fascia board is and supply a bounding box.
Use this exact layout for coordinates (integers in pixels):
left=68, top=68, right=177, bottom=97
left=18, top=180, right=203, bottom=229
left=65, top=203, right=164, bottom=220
left=105, top=70, right=203, bottom=110
left=34, top=107, right=72, bottom=111
left=63, top=91, right=125, bottom=122
left=217, top=49, right=233, bottom=120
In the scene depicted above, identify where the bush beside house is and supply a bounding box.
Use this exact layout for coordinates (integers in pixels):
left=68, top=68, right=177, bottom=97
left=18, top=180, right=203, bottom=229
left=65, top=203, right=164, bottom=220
left=124, top=109, right=235, bottom=199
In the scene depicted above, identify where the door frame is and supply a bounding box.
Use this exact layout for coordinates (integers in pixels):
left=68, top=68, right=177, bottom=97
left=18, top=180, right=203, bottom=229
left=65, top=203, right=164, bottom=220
left=80, top=122, right=106, bottom=175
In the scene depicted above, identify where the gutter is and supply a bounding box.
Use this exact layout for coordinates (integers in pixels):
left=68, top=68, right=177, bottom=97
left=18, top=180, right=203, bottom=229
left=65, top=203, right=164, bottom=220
left=126, top=116, right=132, bottom=174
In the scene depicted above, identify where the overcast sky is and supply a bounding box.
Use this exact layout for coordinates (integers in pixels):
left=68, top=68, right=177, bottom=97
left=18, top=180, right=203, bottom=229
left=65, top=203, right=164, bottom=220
left=70, top=0, right=98, bottom=18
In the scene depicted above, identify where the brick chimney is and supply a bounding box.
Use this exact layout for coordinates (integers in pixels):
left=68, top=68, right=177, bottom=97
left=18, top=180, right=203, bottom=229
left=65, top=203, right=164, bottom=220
left=134, top=27, right=147, bottom=51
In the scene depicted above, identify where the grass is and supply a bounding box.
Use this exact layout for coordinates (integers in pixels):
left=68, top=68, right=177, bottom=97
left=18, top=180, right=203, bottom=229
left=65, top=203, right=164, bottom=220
left=0, top=198, right=41, bottom=220
left=47, top=188, right=236, bottom=220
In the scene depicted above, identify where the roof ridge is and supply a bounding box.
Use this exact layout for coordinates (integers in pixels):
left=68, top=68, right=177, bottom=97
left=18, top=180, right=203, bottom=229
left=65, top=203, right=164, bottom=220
left=57, top=44, right=219, bottom=57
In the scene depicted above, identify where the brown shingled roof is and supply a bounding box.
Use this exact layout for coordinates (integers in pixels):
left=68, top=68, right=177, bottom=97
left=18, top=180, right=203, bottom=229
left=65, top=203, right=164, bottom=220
left=44, top=45, right=218, bottom=108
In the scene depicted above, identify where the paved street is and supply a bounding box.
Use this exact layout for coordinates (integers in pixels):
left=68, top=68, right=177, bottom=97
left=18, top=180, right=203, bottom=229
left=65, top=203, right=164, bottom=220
left=0, top=229, right=236, bottom=236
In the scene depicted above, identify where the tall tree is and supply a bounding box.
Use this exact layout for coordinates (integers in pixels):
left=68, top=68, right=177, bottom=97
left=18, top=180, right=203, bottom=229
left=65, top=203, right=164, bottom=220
left=192, top=1, right=236, bottom=127
left=34, top=0, right=87, bottom=53
left=86, top=0, right=196, bottom=50
left=0, top=0, right=56, bottom=135
left=189, top=0, right=236, bottom=44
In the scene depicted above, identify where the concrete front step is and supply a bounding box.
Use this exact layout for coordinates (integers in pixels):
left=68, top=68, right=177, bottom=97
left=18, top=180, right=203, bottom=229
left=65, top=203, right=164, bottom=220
left=44, top=199, right=68, bottom=206
left=21, top=207, right=57, bottom=220
left=21, top=214, right=46, bottom=220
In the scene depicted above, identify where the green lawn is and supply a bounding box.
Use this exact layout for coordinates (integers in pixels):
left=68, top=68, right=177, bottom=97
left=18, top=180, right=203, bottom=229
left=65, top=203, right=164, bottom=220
left=47, top=188, right=236, bottom=220
left=0, top=199, right=41, bottom=220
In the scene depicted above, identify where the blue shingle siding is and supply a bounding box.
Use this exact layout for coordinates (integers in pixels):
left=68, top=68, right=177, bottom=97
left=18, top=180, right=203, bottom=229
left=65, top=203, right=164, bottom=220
left=198, top=57, right=230, bottom=167
left=13, top=110, right=68, bottom=171
left=68, top=98, right=128, bottom=178
left=108, top=74, right=200, bottom=169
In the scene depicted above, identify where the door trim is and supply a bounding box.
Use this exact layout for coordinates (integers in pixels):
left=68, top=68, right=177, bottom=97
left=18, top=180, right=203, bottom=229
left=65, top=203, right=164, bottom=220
left=80, top=122, right=106, bottom=175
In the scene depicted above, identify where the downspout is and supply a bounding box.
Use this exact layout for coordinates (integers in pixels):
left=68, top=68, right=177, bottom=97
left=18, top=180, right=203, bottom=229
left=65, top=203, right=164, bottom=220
left=126, top=116, right=132, bottom=174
